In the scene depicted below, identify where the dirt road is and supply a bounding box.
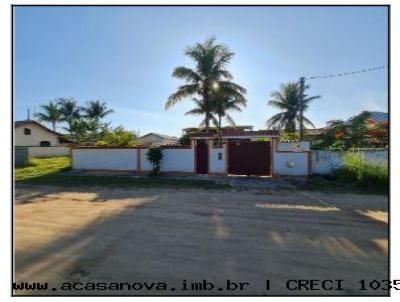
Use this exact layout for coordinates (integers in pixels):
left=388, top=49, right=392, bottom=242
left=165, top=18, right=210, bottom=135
left=14, top=185, right=388, bottom=296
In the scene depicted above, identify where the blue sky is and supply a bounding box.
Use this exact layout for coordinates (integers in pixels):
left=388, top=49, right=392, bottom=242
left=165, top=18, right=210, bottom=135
left=15, top=6, right=388, bottom=137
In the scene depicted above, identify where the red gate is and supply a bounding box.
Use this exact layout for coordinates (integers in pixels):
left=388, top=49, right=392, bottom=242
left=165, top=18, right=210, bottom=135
left=228, top=141, right=271, bottom=176
left=196, top=141, right=208, bottom=174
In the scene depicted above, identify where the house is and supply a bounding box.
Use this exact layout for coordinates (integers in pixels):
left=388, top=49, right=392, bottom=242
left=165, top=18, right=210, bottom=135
left=183, top=125, right=254, bottom=136
left=15, top=120, right=70, bottom=147
left=138, top=132, right=178, bottom=146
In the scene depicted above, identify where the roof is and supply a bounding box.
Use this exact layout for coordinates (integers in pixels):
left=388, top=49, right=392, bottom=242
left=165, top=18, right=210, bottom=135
left=15, top=120, right=71, bottom=142
left=184, top=125, right=253, bottom=133
left=191, top=130, right=280, bottom=138
left=139, top=132, right=178, bottom=140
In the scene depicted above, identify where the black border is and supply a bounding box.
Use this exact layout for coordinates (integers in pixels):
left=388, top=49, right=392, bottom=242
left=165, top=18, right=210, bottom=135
left=11, top=4, right=391, bottom=298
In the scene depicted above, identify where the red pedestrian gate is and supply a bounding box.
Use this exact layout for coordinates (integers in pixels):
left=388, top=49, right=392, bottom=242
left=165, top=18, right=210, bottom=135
left=227, top=141, right=271, bottom=176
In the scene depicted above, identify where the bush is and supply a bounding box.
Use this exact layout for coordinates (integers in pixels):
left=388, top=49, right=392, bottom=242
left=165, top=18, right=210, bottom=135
left=334, top=153, right=388, bottom=193
left=178, top=134, right=191, bottom=145
left=146, top=147, right=163, bottom=176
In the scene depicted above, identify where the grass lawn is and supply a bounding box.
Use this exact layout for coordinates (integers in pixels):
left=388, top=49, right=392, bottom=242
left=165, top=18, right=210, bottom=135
left=15, top=156, right=71, bottom=181
left=301, top=175, right=388, bottom=195
left=15, top=156, right=231, bottom=190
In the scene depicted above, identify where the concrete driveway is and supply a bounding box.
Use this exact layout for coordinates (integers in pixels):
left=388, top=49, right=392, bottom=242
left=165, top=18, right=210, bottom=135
left=14, top=185, right=388, bottom=296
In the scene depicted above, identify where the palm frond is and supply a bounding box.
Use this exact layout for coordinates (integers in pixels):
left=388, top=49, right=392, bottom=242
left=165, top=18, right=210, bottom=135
left=165, top=84, right=199, bottom=109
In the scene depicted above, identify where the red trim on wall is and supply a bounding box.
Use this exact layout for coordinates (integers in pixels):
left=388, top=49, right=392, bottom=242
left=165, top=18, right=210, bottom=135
left=137, top=148, right=141, bottom=172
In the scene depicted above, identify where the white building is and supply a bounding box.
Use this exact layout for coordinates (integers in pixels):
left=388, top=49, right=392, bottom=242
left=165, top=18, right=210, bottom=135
left=15, top=120, right=70, bottom=147
left=138, top=132, right=178, bottom=146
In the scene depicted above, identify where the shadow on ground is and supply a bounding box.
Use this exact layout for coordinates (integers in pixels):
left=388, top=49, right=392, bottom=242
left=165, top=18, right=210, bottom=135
left=14, top=185, right=388, bottom=296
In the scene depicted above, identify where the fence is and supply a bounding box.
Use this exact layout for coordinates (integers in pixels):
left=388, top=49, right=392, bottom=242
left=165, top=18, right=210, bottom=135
left=311, top=149, right=388, bottom=174
left=72, top=147, right=195, bottom=173
left=71, top=144, right=388, bottom=177
left=15, top=147, right=29, bottom=166
left=27, top=146, right=70, bottom=158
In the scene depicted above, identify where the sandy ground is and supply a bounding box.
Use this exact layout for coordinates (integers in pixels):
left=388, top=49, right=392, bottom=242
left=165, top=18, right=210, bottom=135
left=14, top=185, right=388, bottom=296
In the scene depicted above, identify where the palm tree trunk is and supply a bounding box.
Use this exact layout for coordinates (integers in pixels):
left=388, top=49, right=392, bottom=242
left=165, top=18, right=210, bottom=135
left=217, top=114, right=223, bottom=146
left=52, top=121, right=56, bottom=131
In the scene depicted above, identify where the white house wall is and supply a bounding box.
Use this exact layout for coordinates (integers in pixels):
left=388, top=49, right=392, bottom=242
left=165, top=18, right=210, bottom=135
left=15, top=124, right=60, bottom=146
left=209, top=147, right=226, bottom=173
left=73, top=149, right=137, bottom=170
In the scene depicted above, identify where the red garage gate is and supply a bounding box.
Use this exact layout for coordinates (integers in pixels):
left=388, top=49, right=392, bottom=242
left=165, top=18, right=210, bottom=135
left=227, top=141, right=271, bottom=176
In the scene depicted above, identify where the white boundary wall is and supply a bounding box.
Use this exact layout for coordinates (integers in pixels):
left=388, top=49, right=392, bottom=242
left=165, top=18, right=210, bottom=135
left=71, top=145, right=388, bottom=176
left=277, top=141, right=310, bottom=152
left=73, top=149, right=137, bottom=170
left=209, top=147, right=226, bottom=173
left=311, top=150, right=388, bottom=174
left=273, top=152, right=309, bottom=176
left=28, top=146, right=70, bottom=158
left=160, top=149, right=194, bottom=172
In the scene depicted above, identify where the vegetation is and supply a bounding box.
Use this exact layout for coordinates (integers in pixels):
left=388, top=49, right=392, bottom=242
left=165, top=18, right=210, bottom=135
left=165, top=37, right=247, bottom=139
left=146, top=147, right=163, bottom=176
left=178, top=134, right=191, bottom=145
left=83, top=100, right=114, bottom=119
left=303, top=153, right=388, bottom=195
left=15, top=156, right=70, bottom=181
left=34, top=101, right=63, bottom=131
left=34, top=97, right=134, bottom=145
left=96, top=126, right=139, bottom=147
left=334, top=153, right=388, bottom=193
left=311, top=111, right=388, bottom=151
left=267, top=79, right=320, bottom=134
left=15, top=157, right=230, bottom=190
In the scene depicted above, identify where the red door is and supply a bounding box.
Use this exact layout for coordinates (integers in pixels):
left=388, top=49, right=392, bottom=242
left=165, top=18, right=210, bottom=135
left=228, top=141, right=271, bottom=176
left=196, top=141, right=208, bottom=174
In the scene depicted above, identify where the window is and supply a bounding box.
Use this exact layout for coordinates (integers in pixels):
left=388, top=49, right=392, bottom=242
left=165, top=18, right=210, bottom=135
left=24, top=128, right=31, bottom=135
left=40, top=141, right=51, bottom=147
left=218, top=152, right=223, bottom=160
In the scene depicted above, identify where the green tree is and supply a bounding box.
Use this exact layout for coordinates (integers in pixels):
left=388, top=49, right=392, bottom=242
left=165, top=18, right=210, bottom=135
left=178, top=133, right=191, bottom=145
left=165, top=37, right=246, bottom=130
left=146, top=147, right=163, bottom=176
left=57, top=97, right=81, bottom=133
left=99, top=126, right=138, bottom=147
left=83, top=100, right=114, bottom=119
left=212, top=89, right=247, bottom=144
left=267, top=81, right=320, bottom=133
left=34, top=101, right=62, bottom=131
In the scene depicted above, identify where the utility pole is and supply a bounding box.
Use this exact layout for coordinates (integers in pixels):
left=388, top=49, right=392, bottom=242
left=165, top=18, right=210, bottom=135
left=298, top=77, right=306, bottom=141
left=27, top=108, right=30, bottom=120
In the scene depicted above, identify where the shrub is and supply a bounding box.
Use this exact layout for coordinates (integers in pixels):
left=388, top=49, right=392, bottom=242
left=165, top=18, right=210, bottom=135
left=334, top=153, right=388, bottom=193
left=146, top=147, right=163, bottom=176
left=178, top=134, right=191, bottom=145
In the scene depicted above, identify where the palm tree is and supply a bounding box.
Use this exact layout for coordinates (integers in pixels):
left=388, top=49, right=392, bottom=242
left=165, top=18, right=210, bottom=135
left=34, top=101, right=62, bottom=131
left=165, top=37, right=246, bottom=130
left=57, top=97, right=81, bottom=133
left=83, top=100, right=113, bottom=119
left=212, top=89, right=247, bottom=144
left=267, top=81, right=320, bottom=133
left=184, top=98, right=217, bottom=128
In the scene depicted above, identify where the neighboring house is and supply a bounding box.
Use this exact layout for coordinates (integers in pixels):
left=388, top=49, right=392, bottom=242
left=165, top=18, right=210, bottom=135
left=15, top=120, right=70, bottom=147
left=138, top=133, right=178, bottom=146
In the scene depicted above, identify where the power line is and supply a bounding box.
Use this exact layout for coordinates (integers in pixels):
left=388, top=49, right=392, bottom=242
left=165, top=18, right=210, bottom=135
left=305, top=65, right=387, bottom=80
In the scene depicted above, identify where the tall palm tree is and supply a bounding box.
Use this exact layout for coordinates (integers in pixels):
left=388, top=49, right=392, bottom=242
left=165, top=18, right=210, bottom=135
left=83, top=100, right=113, bottom=119
left=184, top=98, right=217, bottom=128
left=165, top=37, right=246, bottom=130
left=212, top=89, right=247, bottom=143
left=34, top=101, right=62, bottom=131
left=267, top=82, right=319, bottom=133
left=57, top=97, right=81, bottom=133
